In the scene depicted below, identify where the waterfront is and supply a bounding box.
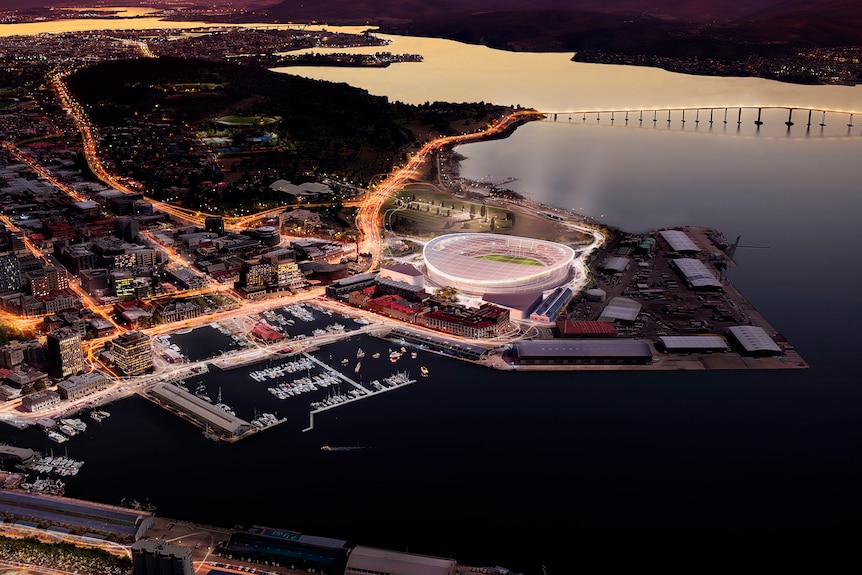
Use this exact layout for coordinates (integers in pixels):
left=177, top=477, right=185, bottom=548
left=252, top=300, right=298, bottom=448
left=0, top=14, right=860, bottom=575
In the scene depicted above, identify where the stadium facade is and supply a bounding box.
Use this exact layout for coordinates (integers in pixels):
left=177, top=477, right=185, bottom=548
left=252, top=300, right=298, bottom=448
left=423, top=233, right=574, bottom=295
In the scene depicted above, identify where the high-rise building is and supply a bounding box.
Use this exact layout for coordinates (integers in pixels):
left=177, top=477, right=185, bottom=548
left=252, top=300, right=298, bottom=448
left=110, top=331, right=152, bottom=376
left=0, top=255, right=21, bottom=293
left=46, top=327, right=84, bottom=378
left=131, top=540, right=193, bottom=575
left=238, top=249, right=305, bottom=294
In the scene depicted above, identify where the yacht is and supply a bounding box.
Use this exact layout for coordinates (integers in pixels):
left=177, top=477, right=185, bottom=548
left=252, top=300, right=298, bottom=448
left=62, top=418, right=87, bottom=432
left=47, top=430, right=68, bottom=443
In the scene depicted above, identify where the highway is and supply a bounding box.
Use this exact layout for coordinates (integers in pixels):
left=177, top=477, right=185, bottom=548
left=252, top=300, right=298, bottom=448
left=355, top=110, right=545, bottom=271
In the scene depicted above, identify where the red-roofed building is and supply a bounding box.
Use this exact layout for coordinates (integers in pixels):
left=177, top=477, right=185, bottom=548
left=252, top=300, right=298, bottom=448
left=556, top=320, right=618, bottom=338
left=365, top=294, right=425, bottom=324
left=251, top=323, right=285, bottom=343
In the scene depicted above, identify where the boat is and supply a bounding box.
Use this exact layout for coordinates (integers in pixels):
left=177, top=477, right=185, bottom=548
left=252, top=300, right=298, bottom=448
left=321, top=445, right=367, bottom=452
left=47, top=430, right=68, bottom=443
left=357, top=347, right=365, bottom=359
left=354, top=361, right=361, bottom=373
left=215, top=403, right=236, bottom=416
left=411, top=351, right=418, bottom=359
left=61, top=418, right=87, bottom=432
left=421, top=366, right=429, bottom=377
left=372, top=352, right=381, bottom=359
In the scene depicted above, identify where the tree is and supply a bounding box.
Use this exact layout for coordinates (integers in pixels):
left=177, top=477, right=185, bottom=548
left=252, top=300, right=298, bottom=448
left=434, top=286, right=459, bottom=302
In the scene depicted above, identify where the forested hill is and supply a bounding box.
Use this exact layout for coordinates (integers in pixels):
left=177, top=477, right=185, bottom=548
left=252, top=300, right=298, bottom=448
left=261, top=0, right=862, bottom=51
left=64, top=57, right=515, bottom=189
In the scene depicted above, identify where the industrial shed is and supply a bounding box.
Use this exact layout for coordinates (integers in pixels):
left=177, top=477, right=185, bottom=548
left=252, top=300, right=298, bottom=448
left=659, top=229, right=701, bottom=253
left=556, top=320, right=618, bottom=337
left=658, top=335, right=730, bottom=353
left=511, top=339, right=653, bottom=365
left=671, top=258, right=723, bottom=290
left=727, top=326, right=783, bottom=356
left=345, top=545, right=457, bottom=575
left=600, top=256, right=631, bottom=274
left=598, top=297, right=642, bottom=322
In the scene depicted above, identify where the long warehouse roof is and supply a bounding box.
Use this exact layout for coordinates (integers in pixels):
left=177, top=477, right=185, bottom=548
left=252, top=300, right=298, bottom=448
left=150, top=383, right=250, bottom=435
left=672, top=258, right=723, bottom=289
left=660, top=229, right=701, bottom=252
left=514, top=339, right=653, bottom=358
left=728, top=326, right=783, bottom=354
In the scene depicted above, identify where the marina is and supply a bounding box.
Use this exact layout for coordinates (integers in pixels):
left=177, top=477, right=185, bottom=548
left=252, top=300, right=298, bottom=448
left=26, top=454, right=85, bottom=477
left=304, top=369, right=417, bottom=432
left=140, top=323, right=432, bottom=439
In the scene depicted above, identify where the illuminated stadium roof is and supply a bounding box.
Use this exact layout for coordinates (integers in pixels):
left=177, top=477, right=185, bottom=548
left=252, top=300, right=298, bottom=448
left=423, top=233, right=574, bottom=295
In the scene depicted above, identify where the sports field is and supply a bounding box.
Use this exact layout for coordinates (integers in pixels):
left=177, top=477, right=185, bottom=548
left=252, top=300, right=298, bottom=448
left=216, top=115, right=277, bottom=126
left=475, top=254, right=545, bottom=266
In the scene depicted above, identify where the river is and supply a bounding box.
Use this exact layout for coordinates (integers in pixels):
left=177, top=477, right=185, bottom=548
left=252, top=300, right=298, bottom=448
left=1, top=13, right=861, bottom=574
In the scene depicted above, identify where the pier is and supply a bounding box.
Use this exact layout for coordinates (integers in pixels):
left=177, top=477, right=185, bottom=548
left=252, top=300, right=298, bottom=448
left=302, top=359, right=417, bottom=432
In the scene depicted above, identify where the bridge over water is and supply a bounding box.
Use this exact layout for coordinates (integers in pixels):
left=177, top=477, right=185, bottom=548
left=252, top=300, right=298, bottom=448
left=541, top=107, right=862, bottom=137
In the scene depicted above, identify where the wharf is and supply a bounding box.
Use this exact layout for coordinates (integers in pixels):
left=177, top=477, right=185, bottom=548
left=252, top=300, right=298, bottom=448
left=493, top=224, right=807, bottom=371
left=303, top=366, right=417, bottom=432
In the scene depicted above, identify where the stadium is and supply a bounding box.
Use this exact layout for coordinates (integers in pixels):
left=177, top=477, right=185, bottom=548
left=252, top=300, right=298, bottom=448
left=423, top=233, right=575, bottom=295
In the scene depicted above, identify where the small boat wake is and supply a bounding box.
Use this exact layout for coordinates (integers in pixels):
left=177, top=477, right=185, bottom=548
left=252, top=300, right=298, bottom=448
left=321, top=445, right=370, bottom=452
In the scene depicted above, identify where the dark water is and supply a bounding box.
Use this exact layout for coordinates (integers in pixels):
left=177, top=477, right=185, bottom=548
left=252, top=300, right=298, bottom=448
left=4, top=123, right=862, bottom=573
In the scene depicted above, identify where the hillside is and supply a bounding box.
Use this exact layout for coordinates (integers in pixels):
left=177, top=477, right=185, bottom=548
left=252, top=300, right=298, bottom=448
left=261, top=0, right=862, bottom=51
left=64, top=58, right=515, bottom=211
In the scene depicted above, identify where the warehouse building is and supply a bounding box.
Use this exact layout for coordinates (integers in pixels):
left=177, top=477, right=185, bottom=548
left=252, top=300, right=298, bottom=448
left=659, top=229, right=701, bottom=254
left=150, top=383, right=251, bottom=437
left=671, top=258, right=723, bottom=290
left=658, top=335, right=731, bottom=353
left=727, top=325, right=783, bottom=356
left=345, top=545, right=457, bottom=575
left=0, top=490, right=153, bottom=542
left=510, top=339, right=653, bottom=365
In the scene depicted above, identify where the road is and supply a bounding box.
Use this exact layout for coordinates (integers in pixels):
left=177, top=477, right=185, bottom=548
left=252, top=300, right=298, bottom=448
left=355, top=110, right=546, bottom=271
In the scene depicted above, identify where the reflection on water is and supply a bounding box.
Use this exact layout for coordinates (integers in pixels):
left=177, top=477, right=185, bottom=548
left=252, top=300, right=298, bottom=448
left=0, top=13, right=372, bottom=38
left=280, top=34, right=862, bottom=112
